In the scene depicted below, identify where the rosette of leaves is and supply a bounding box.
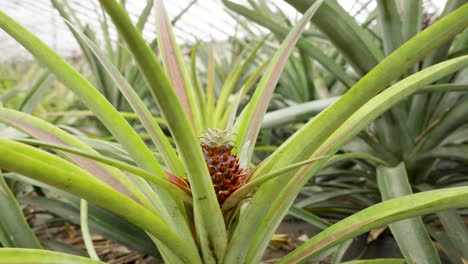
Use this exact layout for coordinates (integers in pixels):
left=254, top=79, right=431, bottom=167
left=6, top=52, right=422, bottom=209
left=0, top=1, right=467, bottom=264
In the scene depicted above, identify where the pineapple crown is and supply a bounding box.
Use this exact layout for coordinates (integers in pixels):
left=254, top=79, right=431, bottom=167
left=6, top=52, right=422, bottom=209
left=200, top=128, right=234, bottom=147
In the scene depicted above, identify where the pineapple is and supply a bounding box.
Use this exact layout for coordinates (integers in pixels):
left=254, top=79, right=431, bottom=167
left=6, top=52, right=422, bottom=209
left=200, top=128, right=247, bottom=205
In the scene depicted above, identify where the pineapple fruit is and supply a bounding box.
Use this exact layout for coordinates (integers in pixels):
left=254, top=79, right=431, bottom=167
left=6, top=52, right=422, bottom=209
left=200, top=128, right=247, bottom=205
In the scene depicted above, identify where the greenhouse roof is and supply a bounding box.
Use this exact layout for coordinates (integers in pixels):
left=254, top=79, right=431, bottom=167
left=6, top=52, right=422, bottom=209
left=0, top=0, right=445, bottom=62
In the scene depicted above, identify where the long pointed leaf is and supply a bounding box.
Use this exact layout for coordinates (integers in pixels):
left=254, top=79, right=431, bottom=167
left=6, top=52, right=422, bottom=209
left=0, top=9, right=194, bottom=254
left=278, top=186, right=468, bottom=263
left=261, top=96, right=339, bottom=129
left=189, top=41, right=207, bottom=127
left=229, top=53, right=468, bottom=264
left=0, top=139, right=200, bottom=263
left=222, top=156, right=330, bottom=211
left=289, top=206, right=330, bottom=230
left=16, top=138, right=192, bottom=204
left=19, top=71, right=55, bottom=114
left=414, top=95, right=468, bottom=153
left=98, top=1, right=227, bottom=261
left=233, top=0, right=324, bottom=165
left=418, top=184, right=468, bottom=260
left=248, top=56, right=468, bottom=262
left=220, top=59, right=269, bottom=128
left=285, top=0, right=383, bottom=74
left=206, top=44, right=216, bottom=128
left=214, top=36, right=269, bottom=124
left=51, top=0, right=114, bottom=104
left=436, top=209, right=468, bottom=260
left=0, top=9, right=174, bottom=209
left=223, top=0, right=355, bottom=87
left=69, top=22, right=185, bottom=177
left=402, top=0, right=422, bottom=42
left=136, top=0, right=153, bottom=31
left=377, top=0, right=403, bottom=56
left=0, top=249, right=104, bottom=264
left=0, top=108, right=141, bottom=201
left=342, top=259, right=408, bottom=264
left=171, top=0, right=197, bottom=25
left=155, top=0, right=202, bottom=134
left=0, top=171, right=42, bottom=249
left=228, top=6, right=468, bottom=257
left=80, top=199, right=100, bottom=260
left=377, top=163, right=440, bottom=264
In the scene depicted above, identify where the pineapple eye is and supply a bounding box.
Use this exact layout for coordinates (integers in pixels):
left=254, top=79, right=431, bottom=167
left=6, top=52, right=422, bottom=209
left=211, top=156, right=220, bottom=165
left=214, top=172, right=224, bottom=181
left=219, top=163, right=227, bottom=171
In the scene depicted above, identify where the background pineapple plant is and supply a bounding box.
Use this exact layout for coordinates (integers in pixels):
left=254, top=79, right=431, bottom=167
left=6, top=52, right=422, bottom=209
left=226, top=0, right=468, bottom=262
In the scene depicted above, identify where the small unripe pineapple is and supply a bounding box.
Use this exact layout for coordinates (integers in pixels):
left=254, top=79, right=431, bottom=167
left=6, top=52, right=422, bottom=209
left=200, top=128, right=246, bottom=205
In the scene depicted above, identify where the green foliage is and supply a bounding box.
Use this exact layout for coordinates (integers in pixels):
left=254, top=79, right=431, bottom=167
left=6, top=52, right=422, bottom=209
left=0, top=1, right=467, bottom=263
left=226, top=1, right=468, bottom=263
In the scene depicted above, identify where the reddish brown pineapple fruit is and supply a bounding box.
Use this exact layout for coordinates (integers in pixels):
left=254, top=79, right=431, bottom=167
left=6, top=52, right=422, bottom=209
left=200, top=128, right=247, bottom=205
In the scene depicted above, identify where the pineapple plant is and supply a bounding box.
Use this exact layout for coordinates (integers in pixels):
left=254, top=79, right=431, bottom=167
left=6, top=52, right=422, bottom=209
left=200, top=129, right=247, bottom=205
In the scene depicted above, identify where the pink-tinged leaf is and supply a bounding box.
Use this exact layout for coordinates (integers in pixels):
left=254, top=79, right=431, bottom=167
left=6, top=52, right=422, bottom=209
left=233, top=0, right=324, bottom=161
left=15, top=138, right=193, bottom=204
left=98, top=2, right=227, bottom=260
left=278, top=186, right=468, bottom=263
left=206, top=43, right=216, bottom=128
left=0, top=109, right=133, bottom=199
left=67, top=21, right=185, bottom=177
left=155, top=0, right=201, bottom=134
left=166, top=171, right=188, bottom=187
